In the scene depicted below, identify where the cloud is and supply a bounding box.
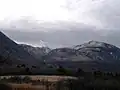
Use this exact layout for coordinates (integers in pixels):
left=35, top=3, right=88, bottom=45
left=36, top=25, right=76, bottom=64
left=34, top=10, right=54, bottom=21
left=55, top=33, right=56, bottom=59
left=0, top=0, right=118, bottom=29
left=2, top=25, right=120, bottom=48
left=1, top=0, right=120, bottom=48
left=0, top=0, right=120, bottom=29
left=63, top=0, right=120, bottom=29
left=87, top=0, right=120, bottom=29
left=0, top=0, right=71, bottom=21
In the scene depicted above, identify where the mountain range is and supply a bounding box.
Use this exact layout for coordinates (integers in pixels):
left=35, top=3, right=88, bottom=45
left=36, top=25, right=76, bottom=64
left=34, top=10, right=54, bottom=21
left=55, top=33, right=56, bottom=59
left=1, top=31, right=120, bottom=73
left=45, top=40, right=120, bottom=62
left=19, top=44, right=51, bottom=60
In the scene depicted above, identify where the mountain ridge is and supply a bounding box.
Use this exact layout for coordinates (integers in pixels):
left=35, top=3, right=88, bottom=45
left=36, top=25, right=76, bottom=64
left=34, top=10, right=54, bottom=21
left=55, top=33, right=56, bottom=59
left=19, top=44, right=51, bottom=60
left=0, top=31, right=39, bottom=66
left=1, top=31, right=120, bottom=72
left=44, top=40, right=120, bottom=62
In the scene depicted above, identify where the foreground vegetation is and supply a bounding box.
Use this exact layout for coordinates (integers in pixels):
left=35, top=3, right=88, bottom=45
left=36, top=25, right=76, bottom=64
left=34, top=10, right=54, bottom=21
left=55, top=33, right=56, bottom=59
left=1, top=69, right=120, bottom=90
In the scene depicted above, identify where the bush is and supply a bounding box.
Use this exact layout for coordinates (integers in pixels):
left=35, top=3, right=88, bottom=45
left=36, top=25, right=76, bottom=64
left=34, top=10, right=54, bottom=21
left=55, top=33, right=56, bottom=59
left=23, top=76, right=31, bottom=83
left=8, top=76, right=23, bottom=83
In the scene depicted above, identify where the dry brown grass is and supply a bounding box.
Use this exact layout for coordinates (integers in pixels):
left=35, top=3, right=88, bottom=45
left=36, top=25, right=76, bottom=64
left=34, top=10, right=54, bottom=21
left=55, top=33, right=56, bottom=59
left=29, top=75, right=76, bottom=82
left=0, top=75, right=76, bottom=90
left=9, top=83, right=45, bottom=90
left=1, top=75, right=76, bottom=82
left=5, top=83, right=56, bottom=90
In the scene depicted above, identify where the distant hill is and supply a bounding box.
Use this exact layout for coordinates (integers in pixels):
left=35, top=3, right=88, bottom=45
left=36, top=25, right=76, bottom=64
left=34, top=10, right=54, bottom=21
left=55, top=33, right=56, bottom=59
left=74, top=40, right=120, bottom=62
left=45, top=40, right=120, bottom=62
left=45, top=47, right=91, bottom=61
left=44, top=40, right=120, bottom=72
left=19, top=44, right=51, bottom=60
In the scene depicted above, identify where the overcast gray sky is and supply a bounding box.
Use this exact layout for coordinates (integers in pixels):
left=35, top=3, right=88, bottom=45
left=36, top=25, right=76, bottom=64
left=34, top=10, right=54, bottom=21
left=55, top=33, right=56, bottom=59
left=0, top=0, right=120, bottom=48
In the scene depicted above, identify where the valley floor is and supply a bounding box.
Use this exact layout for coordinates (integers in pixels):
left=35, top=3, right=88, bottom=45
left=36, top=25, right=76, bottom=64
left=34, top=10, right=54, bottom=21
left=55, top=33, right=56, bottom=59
left=0, top=75, right=77, bottom=90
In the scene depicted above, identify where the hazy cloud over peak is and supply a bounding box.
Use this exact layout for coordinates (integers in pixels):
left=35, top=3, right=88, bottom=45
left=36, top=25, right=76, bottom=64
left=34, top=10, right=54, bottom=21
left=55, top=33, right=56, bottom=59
left=0, top=0, right=119, bottom=29
left=0, top=0, right=120, bottom=48
left=1, top=27, right=120, bottom=48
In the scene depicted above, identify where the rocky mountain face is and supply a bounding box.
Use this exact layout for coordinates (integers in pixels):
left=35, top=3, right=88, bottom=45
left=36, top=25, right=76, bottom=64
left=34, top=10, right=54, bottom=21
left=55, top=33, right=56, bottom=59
left=74, top=41, right=120, bottom=62
left=0, top=31, right=39, bottom=66
left=45, top=41, right=120, bottom=62
left=45, top=48, right=91, bottom=61
left=44, top=41, right=120, bottom=72
left=19, top=44, right=51, bottom=60
left=2, top=30, right=120, bottom=63
left=1, top=30, right=120, bottom=72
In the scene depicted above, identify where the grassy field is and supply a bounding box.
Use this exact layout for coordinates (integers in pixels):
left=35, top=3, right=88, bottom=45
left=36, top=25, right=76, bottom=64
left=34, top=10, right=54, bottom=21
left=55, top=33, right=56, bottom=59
left=7, top=83, right=50, bottom=90
left=0, top=83, right=55, bottom=90
left=0, top=75, right=77, bottom=82
left=0, top=75, right=77, bottom=90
